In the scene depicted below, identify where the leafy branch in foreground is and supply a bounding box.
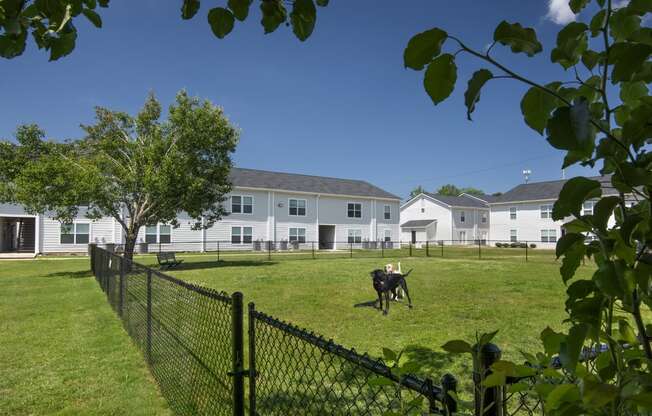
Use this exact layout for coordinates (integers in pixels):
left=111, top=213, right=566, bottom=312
left=0, top=0, right=329, bottom=60
left=403, top=0, right=652, bottom=414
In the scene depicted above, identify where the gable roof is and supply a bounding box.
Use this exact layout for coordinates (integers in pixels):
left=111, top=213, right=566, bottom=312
left=423, top=192, right=489, bottom=208
left=461, top=193, right=501, bottom=203
left=229, top=168, right=400, bottom=200
left=491, top=175, right=615, bottom=204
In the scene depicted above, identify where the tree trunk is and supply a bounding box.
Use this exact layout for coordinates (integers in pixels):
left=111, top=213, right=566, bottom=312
left=123, top=232, right=138, bottom=263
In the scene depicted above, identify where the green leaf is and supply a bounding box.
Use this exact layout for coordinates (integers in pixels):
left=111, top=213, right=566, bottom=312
left=581, top=50, right=601, bottom=70
left=551, top=22, right=588, bottom=69
left=368, top=376, right=395, bottom=386
left=629, top=392, right=652, bottom=408
left=82, top=9, right=102, bottom=28
left=290, top=0, right=316, bottom=41
left=207, top=7, right=234, bottom=39
left=520, top=83, right=561, bottom=135
left=570, top=0, right=590, bottom=13
left=556, top=233, right=586, bottom=258
left=611, top=42, right=652, bottom=83
left=610, top=8, right=641, bottom=42
left=546, top=101, right=595, bottom=159
left=561, top=241, right=586, bottom=283
left=441, top=339, right=472, bottom=354
left=567, top=279, right=595, bottom=302
left=493, top=21, right=542, bottom=56
left=316, top=0, right=329, bottom=6
left=400, top=360, right=422, bottom=374
left=479, top=330, right=499, bottom=346
left=464, top=69, right=492, bottom=121
left=483, top=371, right=506, bottom=387
left=593, top=196, right=621, bottom=230
left=546, top=384, right=580, bottom=410
left=403, top=28, right=448, bottom=70
left=181, top=0, right=200, bottom=19
left=594, top=261, right=624, bottom=297
left=423, top=54, right=457, bottom=105
left=563, top=218, right=592, bottom=233
left=590, top=10, right=607, bottom=37
left=541, top=327, right=565, bottom=355
left=260, top=0, right=287, bottom=34
left=49, top=31, right=77, bottom=61
left=0, top=31, right=27, bottom=59
left=620, top=81, right=649, bottom=105
left=629, top=0, right=652, bottom=14
left=382, top=347, right=398, bottom=363
left=552, top=177, right=602, bottom=220
left=559, top=324, right=589, bottom=372
left=618, top=319, right=638, bottom=344
left=227, top=0, right=251, bottom=21
left=84, top=0, right=97, bottom=9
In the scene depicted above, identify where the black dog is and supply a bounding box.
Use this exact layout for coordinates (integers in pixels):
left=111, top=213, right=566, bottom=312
left=370, top=269, right=413, bottom=315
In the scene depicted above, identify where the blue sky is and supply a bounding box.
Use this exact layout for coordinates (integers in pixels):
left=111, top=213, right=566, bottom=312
left=1, top=0, right=602, bottom=199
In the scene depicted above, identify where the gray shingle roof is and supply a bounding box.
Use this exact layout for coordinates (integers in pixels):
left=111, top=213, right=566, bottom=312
left=229, top=168, right=400, bottom=200
left=423, top=193, right=489, bottom=208
left=464, top=193, right=501, bottom=203
left=401, top=219, right=437, bottom=228
left=491, top=175, right=615, bottom=203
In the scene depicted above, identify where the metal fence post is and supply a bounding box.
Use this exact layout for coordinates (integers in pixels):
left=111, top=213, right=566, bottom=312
left=474, top=343, right=503, bottom=416
left=525, top=241, right=528, bottom=263
left=381, top=241, right=385, bottom=258
left=217, top=240, right=220, bottom=262
left=350, top=242, right=353, bottom=259
left=268, top=240, right=272, bottom=261
left=146, top=269, right=152, bottom=365
left=441, top=242, right=444, bottom=257
left=248, top=302, right=257, bottom=415
left=478, top=239, right=481, bottom=260
left=409, top=242, right=412, bottom=257
left=441, top=373, right=458, bottom=415
left=426, top=241, right=429, bottom=257
left=231, top=292, right=245, bottom=416
left=312, top=241, right=315, bottom=260
left=118, top=258, right=125, bottom=317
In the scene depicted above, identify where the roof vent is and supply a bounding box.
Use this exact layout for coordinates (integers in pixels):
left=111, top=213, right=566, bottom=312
left=522, top=169, right=531, bottom=184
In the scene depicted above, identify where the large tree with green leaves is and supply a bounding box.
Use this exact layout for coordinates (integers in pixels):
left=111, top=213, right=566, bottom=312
left=435, top=184, right=485, bottom=196
left=0, top=0, right=328, bottom=60
left=400, top=0, right=652, bottom=413
left=0, top=91, right=238, bottom=261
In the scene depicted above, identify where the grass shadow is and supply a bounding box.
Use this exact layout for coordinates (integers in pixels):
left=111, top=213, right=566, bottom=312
left=172, top=260, right=278, bottom=271
left=44, top=270, right=92, bottom=279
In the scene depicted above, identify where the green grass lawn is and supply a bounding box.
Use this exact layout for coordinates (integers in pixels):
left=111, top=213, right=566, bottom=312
left=1, top=250, right=594, bottom=413
left=0, top=259, right=170, bottom=415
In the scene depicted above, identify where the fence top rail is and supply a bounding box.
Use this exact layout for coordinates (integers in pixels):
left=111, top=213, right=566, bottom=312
left=250, top=304, right=444, bottom=402
left=95, top=246, right=232, bottom=304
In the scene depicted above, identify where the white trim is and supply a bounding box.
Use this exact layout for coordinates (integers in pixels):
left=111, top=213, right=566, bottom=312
left=60, top=220, right=91, bottom=245
left=288, top=227, right=306, bottom=243
left=383, top=204, right=392, bottom=220
left=230, top=194, right=254, bottom=215
left=0, top=213, right=37, bottom=218
left=233, top=186, right=400, bottom=202
left=230, top=225, right=253, bottom=245
left=346, top=228, right=363, bottom=243
left=288, top=198, right=307, bottom=217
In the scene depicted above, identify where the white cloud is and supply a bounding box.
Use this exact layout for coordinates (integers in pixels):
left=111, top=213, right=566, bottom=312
left=546, top=0, right=576, bottom=25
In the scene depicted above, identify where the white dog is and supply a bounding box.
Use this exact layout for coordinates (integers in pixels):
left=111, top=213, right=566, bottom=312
left=384, top=262, right=405, bottom=300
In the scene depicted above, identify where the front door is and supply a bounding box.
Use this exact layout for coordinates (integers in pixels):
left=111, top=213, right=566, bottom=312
left=411, top=230, right=416, bottom=244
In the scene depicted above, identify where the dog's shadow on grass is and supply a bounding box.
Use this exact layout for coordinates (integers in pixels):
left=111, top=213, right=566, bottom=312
left=353, top=299, right=378, bottom=308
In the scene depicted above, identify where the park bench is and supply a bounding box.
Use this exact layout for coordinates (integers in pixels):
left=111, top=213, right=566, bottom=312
left=156, top=252, right=184, bottom=269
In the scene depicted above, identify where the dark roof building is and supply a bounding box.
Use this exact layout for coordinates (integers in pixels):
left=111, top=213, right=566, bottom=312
left=230, top=168, right=400, bottom=200
left=491, top=175, right=614, bottom=203
left=422, top=193, right=489, bottom=208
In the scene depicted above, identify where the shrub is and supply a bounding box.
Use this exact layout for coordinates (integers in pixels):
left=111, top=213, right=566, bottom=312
left=519, top=243, right=527, bottom=248
left=510, top=242, right=518, bottom=248
left=495, top=242, right=502, bottom=248
left=529, top=243, right=536, bottom=249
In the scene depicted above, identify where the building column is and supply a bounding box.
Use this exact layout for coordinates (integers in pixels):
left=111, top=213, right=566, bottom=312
left=315, top=194, right=320, bottom=246
left=34, top=215, right=41, bottom=255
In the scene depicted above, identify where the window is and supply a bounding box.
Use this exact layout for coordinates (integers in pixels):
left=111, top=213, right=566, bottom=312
left=145, top=225, right=158, bottom=243
left=145, top=224, right=171, bottom=244
left=347, top=203, right=362, bottom=218
left=347, top=229, right=362, bottom=243
left=384, top=229, right=392, bottom=242
left=384, top=205, right=391, bottom=220
left=459, top=231, right=466, bottom=242
left=460, top=211, right=465, bottom=223
left=481, top=212, right=487, bottom=223
left=583, top=201, right=594, bottom=216
left=231, top=226, right=252, bottom=244
left=289, top=199, right=306, bottom=216
left=421, top=208, right=425, bottom=213
left=510, top=229, right=517, bottom=242
left=231, top=195, right=253, bottom=214
left=159, top=225, right=171, bottom=243
left=289, top=228, right=306, bottom=243
left=61, top=222, right=89, bottom=244
left=541, top=229, right=557, bottom=243
left=510, top=207, right=517, bottom=220
left=540, top=204, right=553, bottom=219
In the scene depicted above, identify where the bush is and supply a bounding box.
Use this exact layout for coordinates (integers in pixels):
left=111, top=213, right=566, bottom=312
left=529, top=243, right=536, bottom=249
left=519, top=243, right=527, bottom=248
left=510, top=242, right=518, bottom=248
left=495, top=242, right=502, bottom=248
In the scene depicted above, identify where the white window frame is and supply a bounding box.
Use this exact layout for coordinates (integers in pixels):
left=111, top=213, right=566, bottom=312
left=540, top=204, right=553, bottom=219
left=145, top=224, right=172, bottom=244
left=510, top=229, right=517, bottom=242
left=231, top=195, right=254, bottom=215
left=347, top=202, right=362, bottom=219
left=510, top=207, right=517, bottom=220
left=460, top=211, right=465, bottom=223
left=481, top=212, right=487, bottom=223
left=383, top=205, right=391, bottom=220
left=288, top=198, right=307, bottom=217
left=541, top=229, right=557, bottom=243
left=289, top=227, right=306, bottom=243
left=347, top=229, right=362, bottom=243
left=231, top=226, right=253, bottom=244
left=583, top=201, right=594, bottom=216
left=60, top=221, right=90, bottom=245
left=384, top=229, right=392, bottom=242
